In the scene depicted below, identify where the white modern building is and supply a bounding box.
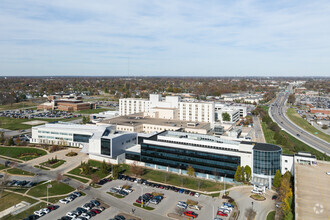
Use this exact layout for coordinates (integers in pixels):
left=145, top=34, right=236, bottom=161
left=216, top=108, right=240, bottom=123
left=119, top=94, right=215, bottom=123
left=215, top=103, right=248, bottom=117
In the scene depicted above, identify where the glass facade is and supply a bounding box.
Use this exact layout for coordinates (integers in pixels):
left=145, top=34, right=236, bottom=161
left=140, top=143, right=240, bottom=178
left=101, top=138, right=111, bottom=156
left=253, top=148, right=281, bottom=176
left=73, top=134, right=91, bottom=143
left=125, top=152, right=140, bottom=161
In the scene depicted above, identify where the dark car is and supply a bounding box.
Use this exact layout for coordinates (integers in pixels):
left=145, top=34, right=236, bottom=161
left=23, top=215, right=38, bottom=220
left=114, top=215, right=126, bottom=220
left=87, top=211, right=97, bottom=217
left=272, top=195, right=278, bottom=200
left=47, top=205, right=57, bottom=210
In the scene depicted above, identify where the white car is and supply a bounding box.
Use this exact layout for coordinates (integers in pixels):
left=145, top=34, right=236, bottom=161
left=80, top=213, right=91, bottom=219
left=251, top=189, right=262, bottom=194
left=33, top=211, right=45, bottom=217
left=218, top=208, right=230, bottom=214
left=123, top=188, right=133, bottom=193
left=42, top=208, right=50, bottom=214
left=178, top=201, right=187, bottom=206
left=59, top=199, right=69, bottom=204
left=66, top=212, right=77, bottom=218
left=194, top=193, right=200, bottom=197
left=221, top=205, right=233, bottom=211
left=66, top=196, right=74, bottom=202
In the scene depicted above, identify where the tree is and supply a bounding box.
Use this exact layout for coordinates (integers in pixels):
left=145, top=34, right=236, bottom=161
left=8, top=137, right=14, bottom=146
left=245, top=207, right=256, bottom=220
left=82, top=116, right=90, bottom=124
left=241, top=166, right=245, bottom=182
left=112, top=165, right=119, bottom=179
left=321, top=124, right=328, bottom=130
left=187, top=165, right=195, bottom=177
left=0, top=132, right=4, bottom=144
left=91, top=174, right=100, bottom=185
left=130, top=162, right=144, bottom=177
left=234, top=166, right=242, bottom=182
left=222, top=112, right=231, bottom=122
left=244, top=165, right=252, bottom=182
left=100, top=160, right=110, bottom=175
left=287, top=94, right=295, bottom=104
left=273, top=170, right=281, bottom=188
left=56, top=172, right=64, bottom=182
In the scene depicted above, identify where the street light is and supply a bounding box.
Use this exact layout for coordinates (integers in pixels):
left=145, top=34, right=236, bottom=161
left=251, top=201, right=254, bottom=210
left=137, top=184, right=145, bottom=208
left=47, top=184, right=52, bottom=206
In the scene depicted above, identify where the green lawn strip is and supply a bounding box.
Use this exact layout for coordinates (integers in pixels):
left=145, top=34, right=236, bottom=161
left=0, top=156, right=23, bottom=163
left=0, top=191, right=38, bottom=212
left=76, top=108, right=108, bottom=114
left=6, top=187, right=29, bottom=194
left=27, top=181, right=75, bottom=197
left=0, top=163, right=6, bottom=170
left=261, top=122, right=277, bottom=145
left=286, top=108, right=330, bottom=142
left=107, top=192, right=125, bottom=199
left=7, top=168, right=35, bottom=176
left=45, top=195, right=67, bottom=204
left=34, top=165, right=51, bottom=170
left=68, top=159, right=109, bottom=179
left=64, top=174, right=89, bottom=183
left=0, top=146, right=47, bottom=161
left=266, top=211, right=275, bottom=220
left=0, top=102, right=38, bottom=110
left=123, top=166, right=231, bottom=192
left=0, top=116, right=82, bottom=130
left=40, top=159, right=65, bottom=169
left=2, top=202, right=47, bottom=220
left=133, top=203, right=154, bottom=210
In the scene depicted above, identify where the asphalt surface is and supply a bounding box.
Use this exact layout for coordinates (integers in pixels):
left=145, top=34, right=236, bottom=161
left=269, top=92, right=330, bottom=155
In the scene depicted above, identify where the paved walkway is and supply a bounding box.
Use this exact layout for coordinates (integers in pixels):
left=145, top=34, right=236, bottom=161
left=253, top=116, right=266, bottom=143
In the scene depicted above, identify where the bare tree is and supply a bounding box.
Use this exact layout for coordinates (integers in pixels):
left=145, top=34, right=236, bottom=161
left=91, top=174, right=100, bottom=185
left=164, top=172, right=170, bottom=184
left=77, top=184, right=85, bottom=192
left=245, top=207, right=256, bottom=220
left=175, top=207, right=184, bottom=216
left=56, top=172, right=64, bottom=182
left=0, top=173, right=9, bottom=198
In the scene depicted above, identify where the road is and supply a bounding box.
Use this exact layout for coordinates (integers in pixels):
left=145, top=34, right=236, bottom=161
left=269, top=92, right=330, bottom=155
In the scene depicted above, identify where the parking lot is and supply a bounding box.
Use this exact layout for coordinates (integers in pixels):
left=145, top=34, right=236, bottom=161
left=98, top=176, right=230, bottom=219
left=0, top=109, right=81, bottom=120
left=295, top=161, right=330, bottom=220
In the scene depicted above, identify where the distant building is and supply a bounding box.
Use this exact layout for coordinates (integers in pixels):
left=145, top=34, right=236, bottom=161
left=37, top=95, right=95, bottom=111
left=119, top=94, right=215, bottom=124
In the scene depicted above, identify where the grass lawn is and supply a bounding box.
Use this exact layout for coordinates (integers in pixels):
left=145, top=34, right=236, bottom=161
left=7, top=168, right=35, bottom=176
left=40, top=159, right=65, bottom=169
left=0, top=146, right=47, bottom=161
left=27, top=181, right=75, bottom=197
left=76, top=108, right=108, bottom=114
left=286, top=108, right=330, bottom=142
left=133, top=203, right=155, bottom=210
left=122, top=165, right=231, bottom=192
left=267, top=211, right=275, bottom=220
left=2, top=202, right=47, bottom=220
left=68, top=160, right=109, bottom=179
left=7, top=188, right=29, bottom=194
left=46, top=195, right=67, bottom=204
left=0, top=102, right=38, bottom=110
left=261, top=122, right=277, bottom=145
left=107, top=192, right=125, bottom=199
left=64, top=174, right=89, bottom=183
left=0, top=116, right=82, bottom=130
left=0, top=163, right=6, bottom=170
left=0, top=191, right=37, bottom=212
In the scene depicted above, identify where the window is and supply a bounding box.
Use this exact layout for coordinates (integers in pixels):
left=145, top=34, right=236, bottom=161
left=285, top=160, right=288, bottom=163
left=101, top=138, right=111, bottom=156
left=73, top=134, right=91, bottom=143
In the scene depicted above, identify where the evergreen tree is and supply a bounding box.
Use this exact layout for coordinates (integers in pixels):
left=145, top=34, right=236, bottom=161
left=244, top=165, right=252, bottom=182
left=234, top=166, right=242, bottom=182
left=187, top=165, right=195, bottom=177
left=241, top=166, right=245, bottom=182
left=112, top=165, right=119, bottom=179
left=222, top=112, right=231, bottom=121
left=273, top=170, right=281, bottom=188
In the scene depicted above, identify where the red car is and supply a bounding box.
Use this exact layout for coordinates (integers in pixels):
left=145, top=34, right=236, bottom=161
left=217, top=211, right=228, bottom=217
left=184, top=211, right=198, bottom=218
left=136, top=199, right=142, bottom=204
left=90, top=209, right=101, bottom=214
left=47, top=205, right=56, bottom=210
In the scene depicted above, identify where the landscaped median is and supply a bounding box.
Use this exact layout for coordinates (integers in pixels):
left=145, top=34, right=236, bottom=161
left=0, top=146, right=47, bottom=161
left=64, top=174, right=89, bottom=183
left=6, top=168, right=35, bottom=176
left=67, top=160, right=111, bottom=180
left=133, top=203, right=155, bottom=211
left=107, top=192, right=125, bottom=199
left=39, top=158, right=66, bottom=169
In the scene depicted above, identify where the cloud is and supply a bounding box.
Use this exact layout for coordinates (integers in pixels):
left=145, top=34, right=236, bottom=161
left=0, top=0, right=329, bottom=76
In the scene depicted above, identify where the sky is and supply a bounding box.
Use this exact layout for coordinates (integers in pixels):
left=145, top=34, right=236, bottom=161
left=0, top=0, right=329, bottom=77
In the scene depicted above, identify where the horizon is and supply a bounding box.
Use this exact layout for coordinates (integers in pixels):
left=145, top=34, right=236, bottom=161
left=1, top=1, right=330, bottom=76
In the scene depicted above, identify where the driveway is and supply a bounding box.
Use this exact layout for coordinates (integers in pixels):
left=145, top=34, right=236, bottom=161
left=230, top=186, right=275, bottom=220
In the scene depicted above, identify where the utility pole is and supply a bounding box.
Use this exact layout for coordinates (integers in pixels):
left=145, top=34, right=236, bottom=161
left=47, top=184, right=52, bottom=206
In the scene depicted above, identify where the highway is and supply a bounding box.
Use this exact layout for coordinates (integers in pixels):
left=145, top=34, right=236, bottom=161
left=269, top=92, right=330, bottom=156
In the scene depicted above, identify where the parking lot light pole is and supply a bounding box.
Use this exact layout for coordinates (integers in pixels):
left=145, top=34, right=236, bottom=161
left=138, top=184, right=144, bottom=208
left=47, top=184, right=52, bottom=206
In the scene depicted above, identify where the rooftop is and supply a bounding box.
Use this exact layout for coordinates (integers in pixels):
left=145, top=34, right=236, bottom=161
left=253, top=143, right=282, bottom=152
left=102, top=113, right=210, bottom=130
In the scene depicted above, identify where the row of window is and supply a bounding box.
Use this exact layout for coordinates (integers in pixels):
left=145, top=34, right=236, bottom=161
left=38, top=130, right=72, bottom=136
left=38, top=135, right=72, bottom=141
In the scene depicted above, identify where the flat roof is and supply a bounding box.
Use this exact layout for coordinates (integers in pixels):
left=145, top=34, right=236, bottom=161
left=102, top=113, right=210, bottom=130
left=295, top=162, right=330, bottom=219
left=253, top=143, right=281, bottom=152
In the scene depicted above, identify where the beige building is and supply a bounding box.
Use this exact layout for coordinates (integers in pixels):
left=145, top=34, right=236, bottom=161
left=98, top=113, right=211, bottom=134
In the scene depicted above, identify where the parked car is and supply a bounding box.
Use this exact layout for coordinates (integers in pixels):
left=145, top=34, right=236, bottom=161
left=217, top=211, right=228, bottom=217
left=184, top=211, right=198, bottom=218
left=59, top=199, right=69, bottom=204
left=178, top=189, right=185, bottom=193
left=272, top=195, right=278, bottom=200
left=189, top=205, right=201, bottom=210
left=73, top=191, right=82, bottom=197
left=194, top=193, right=200, bottom=197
